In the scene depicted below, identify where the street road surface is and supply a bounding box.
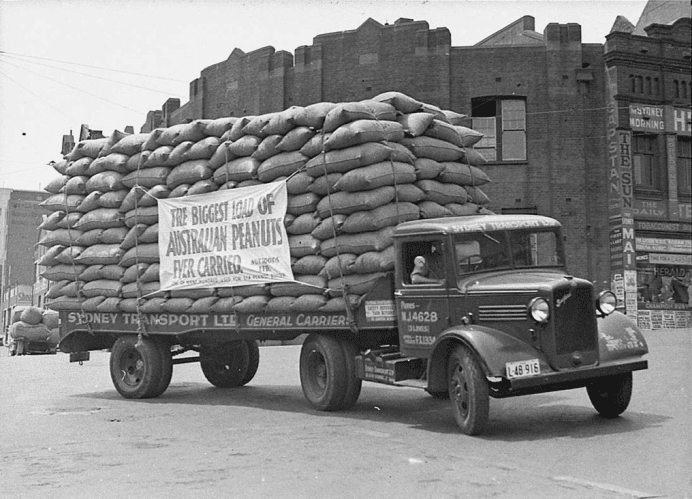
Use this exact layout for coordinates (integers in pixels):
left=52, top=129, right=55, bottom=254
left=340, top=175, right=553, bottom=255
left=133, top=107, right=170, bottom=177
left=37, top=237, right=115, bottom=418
left=1, top=329, right=690, bottom=499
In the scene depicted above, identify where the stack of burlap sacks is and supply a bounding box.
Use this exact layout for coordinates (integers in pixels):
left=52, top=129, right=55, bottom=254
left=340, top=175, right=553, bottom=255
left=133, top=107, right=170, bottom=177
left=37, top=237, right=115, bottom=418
left=8, top=306, right=60, bottom=345
left=39, top=91, right=491, bottom=315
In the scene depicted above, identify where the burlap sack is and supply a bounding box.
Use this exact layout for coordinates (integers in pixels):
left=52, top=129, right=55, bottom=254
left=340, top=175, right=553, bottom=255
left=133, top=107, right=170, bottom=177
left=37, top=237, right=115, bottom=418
left=401, top=136, right=464, bottom=162
left=372, top=91, right=424, bottom=114
left=333, top=161, right=416, bottom=192
left=204, top=117, right=238, bottom=138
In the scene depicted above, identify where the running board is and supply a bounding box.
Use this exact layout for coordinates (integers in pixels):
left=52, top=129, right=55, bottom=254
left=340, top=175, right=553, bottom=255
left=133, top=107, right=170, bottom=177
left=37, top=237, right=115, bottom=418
left=355, top=350, right=427, bottom=387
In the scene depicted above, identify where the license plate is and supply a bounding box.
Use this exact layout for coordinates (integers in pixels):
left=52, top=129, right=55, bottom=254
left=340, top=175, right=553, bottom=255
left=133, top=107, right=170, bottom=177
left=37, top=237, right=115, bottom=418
left=505, top=359, right=540, bottom=379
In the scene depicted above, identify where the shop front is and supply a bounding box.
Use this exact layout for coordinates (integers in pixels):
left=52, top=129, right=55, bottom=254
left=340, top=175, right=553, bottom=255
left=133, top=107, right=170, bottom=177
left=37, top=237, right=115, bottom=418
left=634, top=223, right=691, bottom=329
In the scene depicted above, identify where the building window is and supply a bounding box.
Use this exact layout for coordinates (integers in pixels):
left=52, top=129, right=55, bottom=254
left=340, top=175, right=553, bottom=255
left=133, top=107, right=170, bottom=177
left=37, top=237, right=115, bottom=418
left=653, top=77, right=660, bottom=95
left=674, top=80, right=680, bottom=98
left=678, top=137, right=691, bottom=198
left=645, top=77, right=652, bottom=95
left=635, top=76, right=643, bottom=93
left=633, top=135, right=661, bottom=192
left=471, top=98, right=526, bottom=162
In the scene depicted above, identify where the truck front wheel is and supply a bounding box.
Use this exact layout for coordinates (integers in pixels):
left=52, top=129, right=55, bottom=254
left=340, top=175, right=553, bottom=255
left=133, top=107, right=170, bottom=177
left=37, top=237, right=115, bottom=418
left=586, top=372, right=633, bottom=418
left=200, top=340, right=257, bottom=388
left=448, top=345, right=489, bottom=435
left=300, top=334, right=349, bottom=411
left=110, top=335, right=173, bottom=399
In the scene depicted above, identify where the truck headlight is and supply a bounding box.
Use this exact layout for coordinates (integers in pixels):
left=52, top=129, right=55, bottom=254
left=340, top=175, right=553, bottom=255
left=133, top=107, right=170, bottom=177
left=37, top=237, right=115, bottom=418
left=596, top=290, right=617, bottom=316
left=528, top=298, right=550, bottom=323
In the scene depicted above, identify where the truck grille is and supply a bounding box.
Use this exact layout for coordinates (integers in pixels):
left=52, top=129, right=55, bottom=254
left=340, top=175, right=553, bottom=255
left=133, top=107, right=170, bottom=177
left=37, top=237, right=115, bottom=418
left=478, top=305, right=527, bottom=322
left=553, top=284, right=597, bottom=355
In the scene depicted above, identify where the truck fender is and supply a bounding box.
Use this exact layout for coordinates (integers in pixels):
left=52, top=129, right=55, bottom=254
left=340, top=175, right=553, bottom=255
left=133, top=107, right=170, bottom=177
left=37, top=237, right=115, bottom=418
left=59, top=330, right=116, bottom=353
left=426, top=325, right=546, bottom=394
left=597, top=311, right=649, bottom=363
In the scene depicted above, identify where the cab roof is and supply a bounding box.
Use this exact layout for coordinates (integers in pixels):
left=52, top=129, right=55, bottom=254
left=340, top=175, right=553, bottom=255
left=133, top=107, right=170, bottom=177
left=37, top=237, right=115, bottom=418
left=393, top=214, right=562, bottom=237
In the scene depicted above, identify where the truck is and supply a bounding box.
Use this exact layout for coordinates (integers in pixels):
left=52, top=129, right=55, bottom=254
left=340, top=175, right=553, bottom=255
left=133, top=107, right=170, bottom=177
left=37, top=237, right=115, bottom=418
left=58, top=213, right=648, bottom=435
left=5, top=306, right=60, bottom=356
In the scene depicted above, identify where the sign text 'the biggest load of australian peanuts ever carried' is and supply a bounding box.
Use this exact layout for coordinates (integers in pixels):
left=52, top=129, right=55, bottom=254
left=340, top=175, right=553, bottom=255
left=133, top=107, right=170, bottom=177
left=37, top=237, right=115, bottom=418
left=157, top=181, right=293, bottom=291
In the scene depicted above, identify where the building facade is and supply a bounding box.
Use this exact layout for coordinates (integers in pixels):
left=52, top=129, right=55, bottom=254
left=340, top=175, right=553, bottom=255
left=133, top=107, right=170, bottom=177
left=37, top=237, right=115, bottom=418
left=604, top=9, right=691, bottom=329
left=0, top=189, right=50, bottom=337
left=138, top=5, right=690, bottom=329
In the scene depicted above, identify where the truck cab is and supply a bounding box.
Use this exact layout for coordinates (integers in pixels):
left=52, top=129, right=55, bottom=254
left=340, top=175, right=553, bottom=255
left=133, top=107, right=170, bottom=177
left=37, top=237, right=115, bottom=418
left=355, top=214, right=648, bottom=434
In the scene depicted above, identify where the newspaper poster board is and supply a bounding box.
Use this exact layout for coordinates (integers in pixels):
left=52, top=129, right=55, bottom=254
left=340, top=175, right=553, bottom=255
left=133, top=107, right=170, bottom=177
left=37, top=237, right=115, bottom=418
left=158, top=181, right=293, bottom=291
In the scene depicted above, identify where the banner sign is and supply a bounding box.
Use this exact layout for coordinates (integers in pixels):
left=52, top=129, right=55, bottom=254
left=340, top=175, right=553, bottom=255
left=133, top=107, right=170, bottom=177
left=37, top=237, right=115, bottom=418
left=629, top=104, right=665, bottom=132
left=158, top=182, right=293, bottom=291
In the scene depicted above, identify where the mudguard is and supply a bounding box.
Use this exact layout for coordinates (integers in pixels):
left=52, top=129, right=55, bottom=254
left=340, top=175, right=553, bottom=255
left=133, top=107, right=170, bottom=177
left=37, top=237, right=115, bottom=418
left=597, top=311, right=649, bottom=362
left=426, top=325, right=549, bottom=393
left=58, top=329, right=116, bottom=354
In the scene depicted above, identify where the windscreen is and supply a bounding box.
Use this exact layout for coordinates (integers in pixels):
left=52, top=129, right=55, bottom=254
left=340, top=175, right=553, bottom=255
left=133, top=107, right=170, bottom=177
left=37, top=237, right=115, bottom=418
left=508, top=229, right=564, bottom=268
left=454, top=228, right=563, bottom=275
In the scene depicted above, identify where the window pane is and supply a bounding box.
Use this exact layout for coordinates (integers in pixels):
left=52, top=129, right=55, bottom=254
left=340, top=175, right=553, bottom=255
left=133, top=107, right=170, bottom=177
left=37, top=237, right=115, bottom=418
left=633, top=135, right=658, bottom=189
left=476, top=146, right=496, bottom=162
left=472, top=117, right=496, bottom=161
left=633, top=155, right=643, bottom=184
left=502, top=100, right=526, bottom=130
left=678, top=138, right=692, bottom=195
left=502, top=130, right=526, bottom=160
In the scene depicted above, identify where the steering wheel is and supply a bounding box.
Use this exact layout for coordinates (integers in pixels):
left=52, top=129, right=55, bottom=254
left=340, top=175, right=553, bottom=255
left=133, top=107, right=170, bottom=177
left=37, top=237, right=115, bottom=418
left=459, top=254, right=484, bottom=272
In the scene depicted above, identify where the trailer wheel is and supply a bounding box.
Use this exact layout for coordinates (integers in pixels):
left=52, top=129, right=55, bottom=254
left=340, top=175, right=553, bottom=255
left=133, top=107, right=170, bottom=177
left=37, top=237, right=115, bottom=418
left=110, top=335, right=172, bottom=399
left=586, top=372, right=632, bottom=418
left=151, top=337, right=173, bottom=398
left=300, top=334, right=348, bottom=411
left=241, top=340, right=260, bottom=385
left=338, top=339, right=362, bottom=410
left=200, top=341, right=252, bottom=388
left=448, top=345, right=489, bottom=435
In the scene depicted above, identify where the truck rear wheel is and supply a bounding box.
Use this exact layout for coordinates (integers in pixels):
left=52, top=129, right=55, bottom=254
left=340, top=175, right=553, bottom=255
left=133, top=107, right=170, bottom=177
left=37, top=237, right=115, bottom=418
left=200, top=340, right=256, bottom=388
left=448, top=345, right=489, bottom=435
left=586, top=372, right=632, bottom=418
left=300, top=334, right=349, bottom=411
left=339, top=339, right=362, bottom=410
left=110, top=335, right=173, bottom=399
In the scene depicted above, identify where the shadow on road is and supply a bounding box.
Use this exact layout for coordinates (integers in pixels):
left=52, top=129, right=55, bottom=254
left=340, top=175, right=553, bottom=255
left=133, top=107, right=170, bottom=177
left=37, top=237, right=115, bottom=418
left=71, top=380, right=670, bottom=441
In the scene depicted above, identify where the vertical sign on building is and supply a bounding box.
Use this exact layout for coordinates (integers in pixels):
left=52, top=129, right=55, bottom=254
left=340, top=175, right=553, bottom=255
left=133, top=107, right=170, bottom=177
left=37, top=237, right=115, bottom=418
left=619, top=130, right=638, bottom=321
left=605, top=66, right=637, bottom=320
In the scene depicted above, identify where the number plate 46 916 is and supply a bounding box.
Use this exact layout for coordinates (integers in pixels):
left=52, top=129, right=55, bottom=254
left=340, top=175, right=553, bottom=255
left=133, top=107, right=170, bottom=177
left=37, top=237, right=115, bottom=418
left=505, top=359, right=540, bottom=379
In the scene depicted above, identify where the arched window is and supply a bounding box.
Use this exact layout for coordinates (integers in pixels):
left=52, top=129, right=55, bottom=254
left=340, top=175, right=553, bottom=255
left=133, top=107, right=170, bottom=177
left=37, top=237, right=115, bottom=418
left=674, top=80, right=680, bottom=98
left=653, top=77, right=660, bottom=95
left=645, top=76, right=652, bottom=95
left=682, top=80, right=688, bottom=99
left=630, top=75, right=636, bottom=93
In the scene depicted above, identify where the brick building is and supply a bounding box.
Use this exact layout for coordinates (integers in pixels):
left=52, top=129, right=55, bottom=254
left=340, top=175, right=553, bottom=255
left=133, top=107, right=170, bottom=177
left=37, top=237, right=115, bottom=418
left=142, top=2, right=691, bottom=329
left=604, top=1, right=691, bottom=329
left=0, top=188, right=51, bottom=337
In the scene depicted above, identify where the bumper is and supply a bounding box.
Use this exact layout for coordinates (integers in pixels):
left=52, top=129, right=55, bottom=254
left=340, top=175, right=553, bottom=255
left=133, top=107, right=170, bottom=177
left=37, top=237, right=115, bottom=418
left=491, top=359, right=648, bottom=398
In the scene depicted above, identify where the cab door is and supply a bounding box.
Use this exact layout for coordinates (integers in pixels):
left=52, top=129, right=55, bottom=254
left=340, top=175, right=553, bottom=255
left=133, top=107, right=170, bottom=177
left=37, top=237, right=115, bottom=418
left=395, top=236, right=451, bottom=359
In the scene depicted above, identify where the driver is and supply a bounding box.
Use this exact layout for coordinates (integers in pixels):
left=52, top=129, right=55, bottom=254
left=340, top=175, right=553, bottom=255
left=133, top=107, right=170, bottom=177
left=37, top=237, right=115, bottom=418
left=411, top=256, right=443, bottom=284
